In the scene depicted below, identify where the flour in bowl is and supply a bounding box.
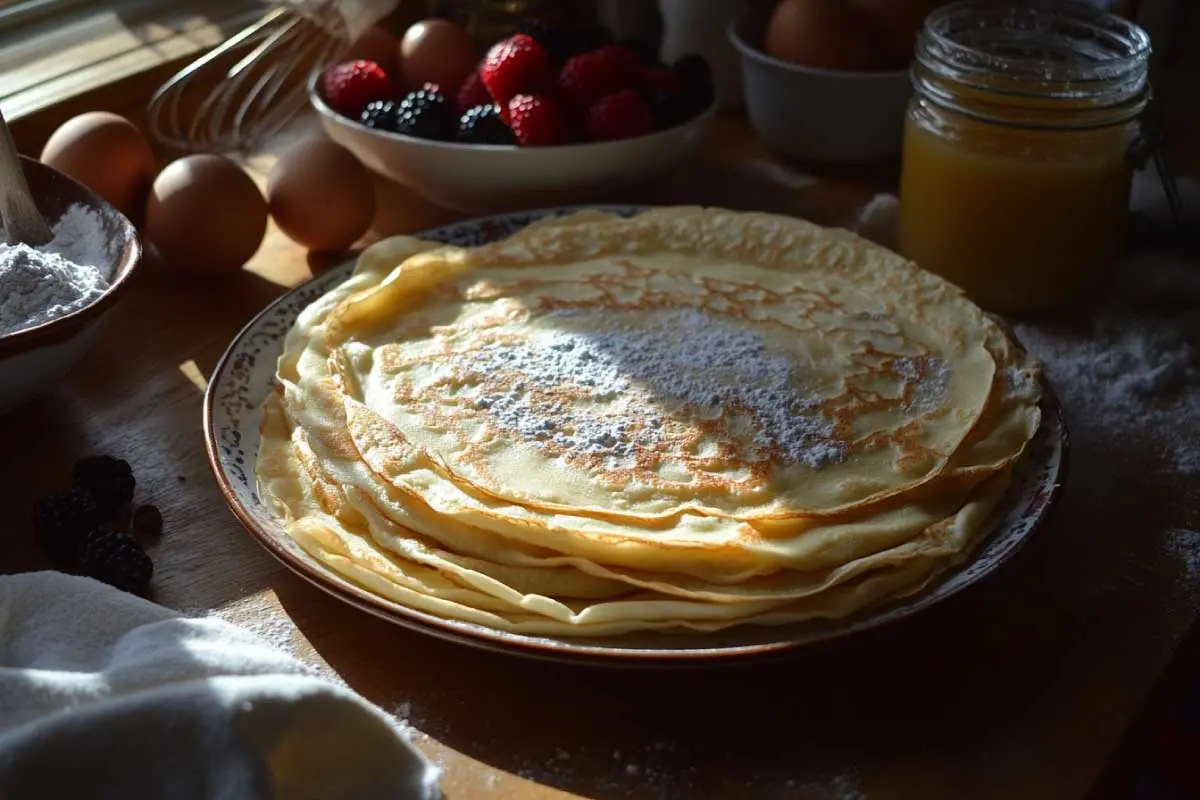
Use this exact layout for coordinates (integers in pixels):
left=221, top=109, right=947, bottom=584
left=0, top=203, right=112, bottom=337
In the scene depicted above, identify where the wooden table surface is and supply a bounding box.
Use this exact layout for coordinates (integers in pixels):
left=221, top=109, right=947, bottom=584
left=4, top=91, right=1200, bottom=799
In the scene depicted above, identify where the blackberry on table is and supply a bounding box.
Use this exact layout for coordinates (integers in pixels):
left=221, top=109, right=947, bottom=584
left=80, top=527, right=153, bottom=594
left=395, top=86, right=453, bottom=140
left=457, top=104, right=515, bottom=144
left=33, top=488, right=107, bottom=561
left=71, top=455, right=134, bottom=517
left=359, top=100, right=399, bottom=131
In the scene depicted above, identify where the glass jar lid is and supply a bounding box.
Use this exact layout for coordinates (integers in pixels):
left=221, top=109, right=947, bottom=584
left=914, top=1, right=1152, bottom=128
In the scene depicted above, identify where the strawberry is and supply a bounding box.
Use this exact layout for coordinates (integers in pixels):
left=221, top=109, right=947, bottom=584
left=507, top=94, right=570, bottom=146
left=586, top=90, right=654, bottom=142
left=558, top=45, right=643, bottom=109
left=321, top=60, right=395, bottom=118
left=456, top=68, right=490, bottom=115
left=481, top=34, right=554, bottom=106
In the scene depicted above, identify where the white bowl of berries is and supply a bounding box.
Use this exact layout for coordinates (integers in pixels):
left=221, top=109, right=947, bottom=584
left=308, top=30, right=716, bottom=213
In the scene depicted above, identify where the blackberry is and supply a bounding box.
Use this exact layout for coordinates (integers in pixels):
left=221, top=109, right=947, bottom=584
left=359, top=100, right=398, bottom=131
left=80, top=527, right=153, bottom=594
left=645, top=88, right=692, bottom=130
left=394, top=87, right=453, bottom=140
left=71, top=455, right=135, bottom=517
left=132, top=504, right=164, bottom=539
left=32, top=488, right=107, bottom=561
left=457, top=104, right=515, bottom=145
left=673, top=54, right=715, bottom=114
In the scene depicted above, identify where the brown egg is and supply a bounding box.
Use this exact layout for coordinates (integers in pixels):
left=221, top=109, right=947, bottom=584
left=765, top=0, right=878, bottom=72
left=344, top=25, right=400, bottom=75
left=40, top=112, right=155, bottom=219
left=400, top=19, right=477, bottom=94
left=267, top=138, right=376, bottom=252
left=849, top=0, right=941, bottom=67
left=145, top=154, right=268, bottom=277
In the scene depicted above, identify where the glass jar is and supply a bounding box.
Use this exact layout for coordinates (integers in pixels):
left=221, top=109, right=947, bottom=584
left=897, top=1, right=1151, bottom=314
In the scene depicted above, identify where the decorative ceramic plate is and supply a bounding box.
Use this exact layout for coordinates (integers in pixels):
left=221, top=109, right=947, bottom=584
left=204, top=207, right=1069, bottom=667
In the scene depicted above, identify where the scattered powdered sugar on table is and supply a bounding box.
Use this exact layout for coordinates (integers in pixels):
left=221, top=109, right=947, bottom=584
left=0, top=203, right=113, bottom=336
left=463, top=308, right=846, bottom=468
left=1011, top=249, right=1200, bottom=474
left=199, top=600, right=343, bottom=685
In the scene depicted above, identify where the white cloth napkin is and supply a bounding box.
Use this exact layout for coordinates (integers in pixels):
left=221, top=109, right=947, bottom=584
left=0, top=571, right=440, bottom=800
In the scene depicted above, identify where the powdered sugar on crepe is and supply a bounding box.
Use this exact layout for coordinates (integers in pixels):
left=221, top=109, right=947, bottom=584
left=465, top=308, right=847, bottom=468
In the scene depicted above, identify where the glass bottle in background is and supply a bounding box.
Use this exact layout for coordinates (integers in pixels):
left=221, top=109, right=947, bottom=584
left=897, top=1, right=1151, bottom=314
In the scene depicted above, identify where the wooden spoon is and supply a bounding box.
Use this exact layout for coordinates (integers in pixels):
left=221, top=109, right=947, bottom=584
left=0, top=107, right=53, bottom=247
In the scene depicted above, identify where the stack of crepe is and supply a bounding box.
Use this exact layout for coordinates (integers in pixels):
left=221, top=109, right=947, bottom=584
left=256, top=208, right=1042, bottom=636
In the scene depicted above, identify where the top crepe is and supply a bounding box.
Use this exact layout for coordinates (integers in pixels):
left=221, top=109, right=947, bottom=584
left=256, top=208, right=1042, bottom=633
left=325, top=208, right=1034, bottom=516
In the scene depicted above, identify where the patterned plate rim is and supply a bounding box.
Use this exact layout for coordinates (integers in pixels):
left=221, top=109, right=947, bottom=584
left=203, top=206, right=1070, bottom=667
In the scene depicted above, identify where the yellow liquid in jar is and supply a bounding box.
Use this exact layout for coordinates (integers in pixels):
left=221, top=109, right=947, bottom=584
left=898, top=114, right=1135, bottom=314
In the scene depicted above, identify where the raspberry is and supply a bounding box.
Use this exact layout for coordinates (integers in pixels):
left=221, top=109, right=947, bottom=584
left=457, top=104, right=514, bottom=145
left=80, top=527, right=153, bottom=594
left=321, top=60, right=395, bottom=118
left=72, top=455, right=135, bottom=517
left=456, top=69, right=490, bottom=114
left=33, top=488, right=107, bottom=561
left=599, top=45, right=645, bottom=86
left=642, top=66, right=682, bottom=96
left=394, top=86, right=453, bottom=140
left=586, top=90, right=654, bottom=142
left=618, top=37, right=660, bottom=66
left=559, top=46, right=643, bottom=109
left=481, top=34, right=554, bottom=106
left=506, top=94, right=570, bottom=147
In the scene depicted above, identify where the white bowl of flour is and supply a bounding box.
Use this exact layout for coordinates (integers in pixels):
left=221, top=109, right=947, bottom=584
left=0, top=157, right=141, bottom=415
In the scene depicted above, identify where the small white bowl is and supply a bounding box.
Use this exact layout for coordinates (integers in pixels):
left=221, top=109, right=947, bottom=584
left=0, top=157, right=141, bottom=416
left=308, top=73, right=716, bottom=214
left=729, top=11, right=912, bottom=164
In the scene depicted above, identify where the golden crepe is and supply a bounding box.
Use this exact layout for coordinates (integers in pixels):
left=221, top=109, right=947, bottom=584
left=256, top=208, right=1042, bottom=636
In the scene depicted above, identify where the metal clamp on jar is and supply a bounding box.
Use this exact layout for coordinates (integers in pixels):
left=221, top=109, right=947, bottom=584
left=898, top=1, right=1152, bottom=314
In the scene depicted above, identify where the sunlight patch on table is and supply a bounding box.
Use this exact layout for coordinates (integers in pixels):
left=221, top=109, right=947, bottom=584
left=178, top=359, right=208, bottom=391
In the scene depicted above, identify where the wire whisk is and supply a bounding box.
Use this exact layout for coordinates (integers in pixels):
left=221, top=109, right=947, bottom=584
left=148, top=0, right=393, bottom=154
